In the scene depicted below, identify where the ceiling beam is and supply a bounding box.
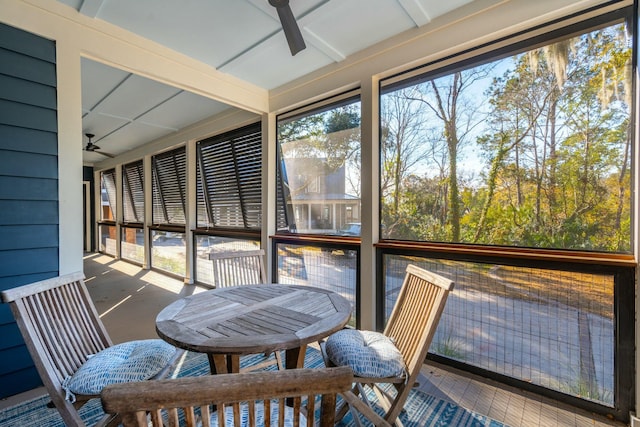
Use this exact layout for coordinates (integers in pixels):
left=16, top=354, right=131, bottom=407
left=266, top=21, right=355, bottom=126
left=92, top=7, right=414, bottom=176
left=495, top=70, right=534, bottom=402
left=396, top=0, right=431, bottom=27
left=79, top=0, right=105, bottom=18
left=303, top=28, right=345, bottom=62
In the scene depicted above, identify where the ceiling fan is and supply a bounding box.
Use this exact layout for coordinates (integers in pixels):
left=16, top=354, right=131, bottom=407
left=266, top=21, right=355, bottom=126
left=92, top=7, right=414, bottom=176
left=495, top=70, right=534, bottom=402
left=84, top=133, right=114, bottom=158
left=268, top=0, right=306, bottom=56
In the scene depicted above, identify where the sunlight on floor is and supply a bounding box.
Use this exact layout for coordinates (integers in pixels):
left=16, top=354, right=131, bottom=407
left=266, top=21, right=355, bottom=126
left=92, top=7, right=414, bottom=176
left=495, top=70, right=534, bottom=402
left=99, top=295, right=132, bottom=318
left=83, top=253, right=115, bottom=265
left=108, top=260, right=144, bottom=276
left=139, top=269, right=196, bottom=294
left=84, top=253, right=188, bottom=295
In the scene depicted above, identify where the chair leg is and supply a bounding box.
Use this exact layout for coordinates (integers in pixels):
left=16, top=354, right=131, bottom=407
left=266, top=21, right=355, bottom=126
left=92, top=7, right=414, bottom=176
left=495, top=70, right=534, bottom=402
left=334, top=387, right=354, bottom=422
left=95, top=412, right=121, bottom=427
left=371, top=384, right=394, bottom=413
left=349, top=404, right=365, bottom=427
left=274, top=351, right=284, bottom=370
left=381, top=384, right=412, bottom=426
left=340, top=390, right=392, bottom=427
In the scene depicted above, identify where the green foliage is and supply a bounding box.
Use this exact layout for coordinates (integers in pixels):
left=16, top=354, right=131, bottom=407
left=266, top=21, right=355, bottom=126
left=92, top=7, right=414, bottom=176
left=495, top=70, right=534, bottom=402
left=277, top=114, right=324, bottom=144
left=380, top=22, right=632, bottom=253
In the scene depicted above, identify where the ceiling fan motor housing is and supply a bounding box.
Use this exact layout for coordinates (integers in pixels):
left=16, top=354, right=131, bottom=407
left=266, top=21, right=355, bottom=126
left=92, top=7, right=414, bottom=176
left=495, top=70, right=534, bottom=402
left=268, top=0, right=289, bottom=7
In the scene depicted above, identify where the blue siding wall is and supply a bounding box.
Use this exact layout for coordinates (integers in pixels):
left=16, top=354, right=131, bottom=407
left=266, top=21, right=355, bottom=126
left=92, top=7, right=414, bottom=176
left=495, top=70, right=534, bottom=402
left=0, top=23, right=58, bottom=398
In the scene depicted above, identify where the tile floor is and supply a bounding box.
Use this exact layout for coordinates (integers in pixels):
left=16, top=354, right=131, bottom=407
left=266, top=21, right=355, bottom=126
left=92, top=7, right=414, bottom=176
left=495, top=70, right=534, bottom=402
left=418, top=361, right=626, bottom=426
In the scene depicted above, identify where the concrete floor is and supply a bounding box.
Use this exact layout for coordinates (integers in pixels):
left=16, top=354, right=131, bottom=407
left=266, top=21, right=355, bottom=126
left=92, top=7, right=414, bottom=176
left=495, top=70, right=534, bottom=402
left=82, top=252, right=199, bottom=343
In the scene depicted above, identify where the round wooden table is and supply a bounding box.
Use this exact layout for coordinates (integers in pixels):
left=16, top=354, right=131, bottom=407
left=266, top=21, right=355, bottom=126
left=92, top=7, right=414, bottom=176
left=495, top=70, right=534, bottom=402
left=155, top=284, right=352, bottom=374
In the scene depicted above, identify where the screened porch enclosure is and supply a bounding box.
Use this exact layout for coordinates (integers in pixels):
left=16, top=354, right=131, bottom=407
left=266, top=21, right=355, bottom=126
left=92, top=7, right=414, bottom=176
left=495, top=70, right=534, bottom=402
left=88, top=4, right=637, bottom=423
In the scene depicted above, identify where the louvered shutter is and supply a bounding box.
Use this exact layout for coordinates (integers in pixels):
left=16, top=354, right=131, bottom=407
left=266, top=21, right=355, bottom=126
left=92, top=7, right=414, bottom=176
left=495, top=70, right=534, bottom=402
left=197, top=123, right=262, bottom=229
left=122, top=160, right=144, bottom=223
left=276, top=154, right=291, bottom=232
left=152, top=147, right=186, bottom=225
left=101, top=169, right=117, bottom=221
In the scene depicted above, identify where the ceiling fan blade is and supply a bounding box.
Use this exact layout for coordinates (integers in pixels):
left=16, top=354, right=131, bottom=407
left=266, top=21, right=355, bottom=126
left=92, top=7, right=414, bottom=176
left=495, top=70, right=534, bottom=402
left=269, top=0, right=306, bottom=56
left=95, top=150, right=115, bottom=158
left=83, top=133, right=115, bottom=158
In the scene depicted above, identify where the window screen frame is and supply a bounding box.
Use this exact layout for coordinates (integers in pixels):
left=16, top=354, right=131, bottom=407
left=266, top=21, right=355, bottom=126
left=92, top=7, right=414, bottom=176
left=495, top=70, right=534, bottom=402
left=275, top=90, right=363, bottom=236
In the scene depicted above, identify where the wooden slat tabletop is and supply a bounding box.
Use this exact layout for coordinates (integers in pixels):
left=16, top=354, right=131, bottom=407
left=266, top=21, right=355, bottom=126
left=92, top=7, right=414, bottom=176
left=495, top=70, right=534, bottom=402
left=156, top=285, right=352, bottom=357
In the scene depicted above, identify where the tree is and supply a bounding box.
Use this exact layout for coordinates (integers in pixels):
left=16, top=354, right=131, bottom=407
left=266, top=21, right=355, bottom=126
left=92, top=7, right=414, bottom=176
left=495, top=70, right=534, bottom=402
left=379, top=22, right=631, bottom=251
left=405, top=68, right=489, bottom=242
left=475, top=25, right=631, bottom=251
left=324, top=105, right=361, bottom=196
left=380, top=87, right=434, bottom=236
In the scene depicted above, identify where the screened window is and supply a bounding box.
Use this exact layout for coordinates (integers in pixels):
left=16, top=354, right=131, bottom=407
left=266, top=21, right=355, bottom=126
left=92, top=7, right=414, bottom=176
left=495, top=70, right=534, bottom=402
left=152, top=147, right=186, bottom=225
left=380, top=20, right=632, bottom=253
left=276, top=94, right=362, bottom=235
left=151, top=229, right=186, bottom=276
left=100, top=168, right=116, bottom=221
left=194, top=235, right=261, bottom=286
left=381, top=253, right=621, bottom=407
left=120, top=227, right=144, bottom=264
left=122, top=160, right=144, bottom=223
left=99, top=169, right=117, bottom=256
left=121, top=160, right=145, bottom=263
left=377, top=12, right=634, bottom=420
left=196, top=123, right=262, bottom=229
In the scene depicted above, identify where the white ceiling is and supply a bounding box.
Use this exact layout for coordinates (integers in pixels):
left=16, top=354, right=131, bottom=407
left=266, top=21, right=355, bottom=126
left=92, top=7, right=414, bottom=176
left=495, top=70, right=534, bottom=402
left=60, top=0, right=474, bottom=163
left=80, top=58, right=232, bottom=162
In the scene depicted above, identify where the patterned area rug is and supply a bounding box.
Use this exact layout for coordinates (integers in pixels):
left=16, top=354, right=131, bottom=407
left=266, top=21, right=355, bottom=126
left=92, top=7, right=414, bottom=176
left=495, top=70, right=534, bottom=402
left=0, top=348, right=508, bottom=426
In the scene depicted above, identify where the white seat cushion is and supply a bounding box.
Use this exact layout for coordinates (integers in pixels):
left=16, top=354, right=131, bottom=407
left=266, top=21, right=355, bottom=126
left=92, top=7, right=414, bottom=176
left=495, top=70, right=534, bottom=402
left=61, top=339, right=177, bottom=402
left=206, top=401, right=305, bottom=427
left=325, top=329, right=405, bottom=378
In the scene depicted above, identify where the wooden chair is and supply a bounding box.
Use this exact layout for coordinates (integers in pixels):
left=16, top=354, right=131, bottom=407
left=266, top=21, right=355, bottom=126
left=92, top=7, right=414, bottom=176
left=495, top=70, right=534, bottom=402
left=322, top=264, right=454, bottom=427
left=208, top=249, right=267, bottom=287
left=101, top=366, right=354, bottom=427
left=1, top=272, right=183, bottom=427
left=208, top=249, right=283, bottom=371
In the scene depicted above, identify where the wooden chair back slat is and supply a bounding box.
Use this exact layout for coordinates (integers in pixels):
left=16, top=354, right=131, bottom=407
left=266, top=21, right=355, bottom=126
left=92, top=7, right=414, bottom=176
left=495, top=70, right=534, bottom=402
left=384, top=264, right=453, bottom=372
left=14, top=278, right=112, bottom=386
left=49, top=286, right=89, bottom=370
left=375, top=264, right=454, bottom=424
left=209, top=249, right=267, bottom=287
left=48, top=287, right=82, bottom=369
left=1, top=272, right=116, bottom=426
left=149, top=410, right=163, bottom=426
left=60, top=281, right=105, bottom=354
left=201, top=405, right=212, bottom=427
left=33, top=292, right=80, bottom=379
left=23, top=293, right=73, bottom=381
left=101, top=367, right=353, bottom=427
